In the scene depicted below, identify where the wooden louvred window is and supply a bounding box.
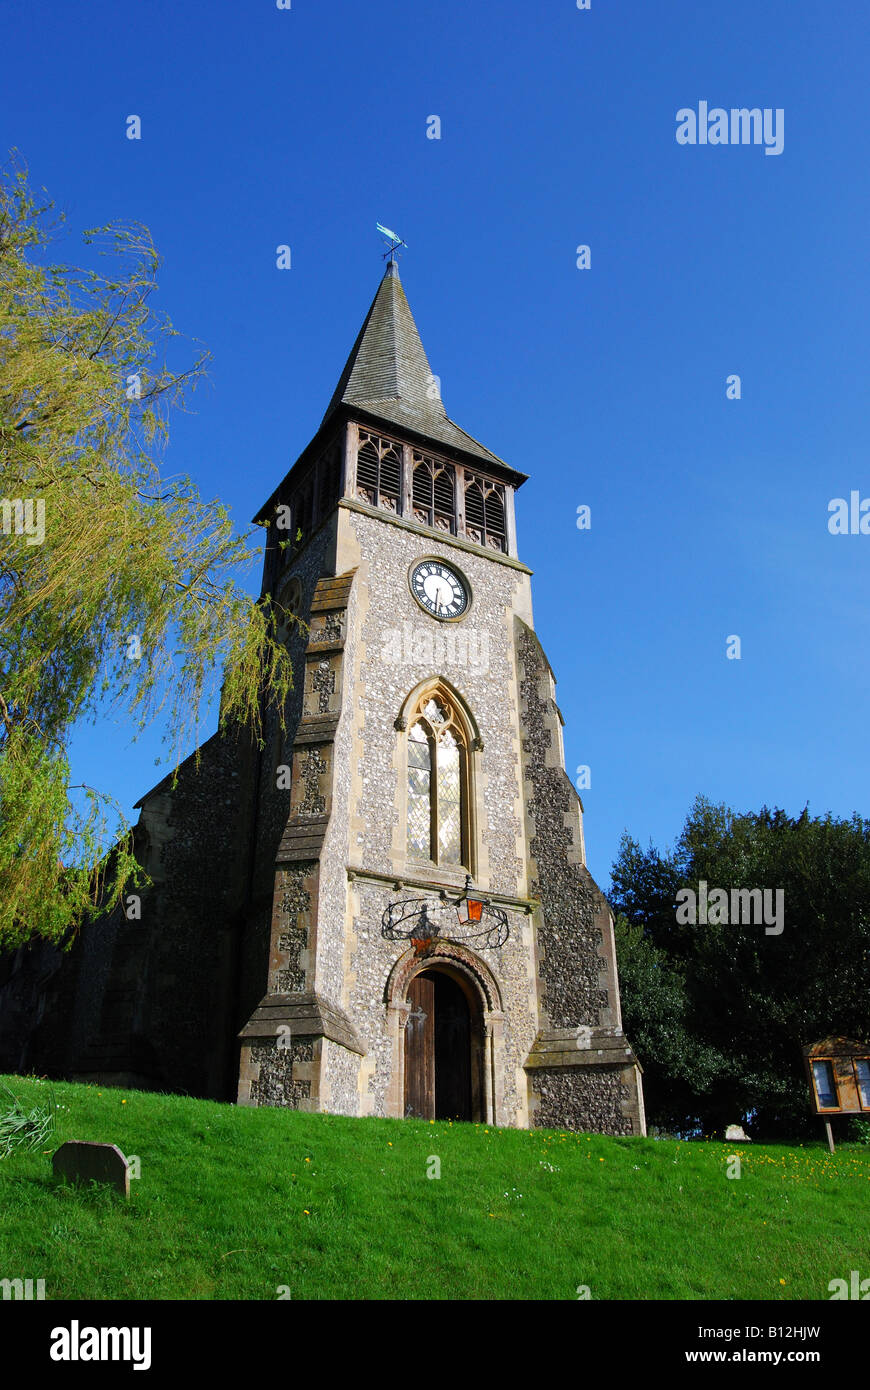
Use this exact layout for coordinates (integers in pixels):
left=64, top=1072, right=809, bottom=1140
left=356, top=431, right=400, bottom=512
left=484, top=490, right=505, bottom=543
left=464, top=482, right=485, bottom=537
left=356, top=439, right=380, bottom=503
left=317, top=442, right=342, bottom=521
left=412, top=452, right=455, bottom=534
left=464, top=474, right=506, bottom=552
left=295, top=479, right=313, bottom=540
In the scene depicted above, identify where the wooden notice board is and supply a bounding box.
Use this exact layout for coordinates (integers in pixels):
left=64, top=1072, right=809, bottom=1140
left=802, top=1037, right=870, bottom=1116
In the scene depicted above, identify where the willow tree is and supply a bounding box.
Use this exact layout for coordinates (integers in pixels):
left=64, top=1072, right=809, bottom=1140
left=0, top=159, right=294, bottom=951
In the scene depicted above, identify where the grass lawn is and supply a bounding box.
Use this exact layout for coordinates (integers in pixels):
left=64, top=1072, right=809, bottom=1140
left=0, top=1074, right=867, bottom=1301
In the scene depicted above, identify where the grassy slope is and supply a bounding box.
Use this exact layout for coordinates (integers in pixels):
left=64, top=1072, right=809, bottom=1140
left=0, top=1075, right=867, bottom=1301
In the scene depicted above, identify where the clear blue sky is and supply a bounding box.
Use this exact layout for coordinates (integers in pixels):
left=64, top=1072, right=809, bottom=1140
left=5, top=0, right=870, bottom=888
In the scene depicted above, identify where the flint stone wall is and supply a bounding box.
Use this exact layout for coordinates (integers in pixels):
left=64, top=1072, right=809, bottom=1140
left=532, top=1066, right=634, bottom=1135
left=249, top=1039, right=314, bottom=1108
left=515, top=621, right=617, bottom=1032
left=321, top=1037, right=361, bottom=1116
left=348, top=509, right=528, bottom=897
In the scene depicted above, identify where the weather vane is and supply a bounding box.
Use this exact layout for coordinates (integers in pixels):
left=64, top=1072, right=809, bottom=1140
left=376, top=222, right=407, bottom=264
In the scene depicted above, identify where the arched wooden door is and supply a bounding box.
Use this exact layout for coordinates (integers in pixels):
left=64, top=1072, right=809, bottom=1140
left=404, top=969, right=475, bottom=1121
left=404, top=974, right=435, bottom=1119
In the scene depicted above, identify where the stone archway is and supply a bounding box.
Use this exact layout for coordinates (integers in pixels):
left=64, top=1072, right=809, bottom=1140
left=385, top=942, right=505, bottom=1124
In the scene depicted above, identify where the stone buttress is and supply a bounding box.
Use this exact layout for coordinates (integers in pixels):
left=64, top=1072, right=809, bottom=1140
left=237, top=572, right=367, bottom=1109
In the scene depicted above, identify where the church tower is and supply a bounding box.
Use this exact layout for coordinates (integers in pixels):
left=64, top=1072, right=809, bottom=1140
left=234, top=260, right=646, bottom=1133
left=0, top=259, right=644, bottom=1136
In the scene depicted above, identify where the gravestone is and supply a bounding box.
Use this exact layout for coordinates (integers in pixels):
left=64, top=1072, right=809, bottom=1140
left=724, top=1124, right=750, bottom=1142
left=52, top=1141, right=130, bottom=1198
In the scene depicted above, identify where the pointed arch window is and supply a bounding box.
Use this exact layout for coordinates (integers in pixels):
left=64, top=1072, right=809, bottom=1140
left=406, top=694, right=469, bottom=867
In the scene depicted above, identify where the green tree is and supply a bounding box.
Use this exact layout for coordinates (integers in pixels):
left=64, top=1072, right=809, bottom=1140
left=613, top=913, right=708, bottom=1134
left=0, top=158, right=294, bottom=951
left=612, top=796, right=870, bottom=1138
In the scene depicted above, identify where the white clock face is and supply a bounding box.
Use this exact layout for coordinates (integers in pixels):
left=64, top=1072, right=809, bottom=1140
left=410, top=559, right=469, bottom=619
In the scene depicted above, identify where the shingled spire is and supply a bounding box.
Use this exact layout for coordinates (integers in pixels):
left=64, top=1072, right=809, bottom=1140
left=321, top=260, right=506, bottom=468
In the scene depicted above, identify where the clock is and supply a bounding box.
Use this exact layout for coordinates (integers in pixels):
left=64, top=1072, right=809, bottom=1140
left=409, top=558, right=470, bottom=620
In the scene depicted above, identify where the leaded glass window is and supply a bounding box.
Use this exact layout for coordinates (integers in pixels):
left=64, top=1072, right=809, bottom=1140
left=437, top=730, right=462, bottom=863
left=407, top=723, right=432, bottom=859
left=405, top=692, right=469, bottom=867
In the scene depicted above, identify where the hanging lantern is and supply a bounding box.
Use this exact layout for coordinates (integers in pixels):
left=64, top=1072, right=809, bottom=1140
left=382, top=876, right=509, bottom=950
